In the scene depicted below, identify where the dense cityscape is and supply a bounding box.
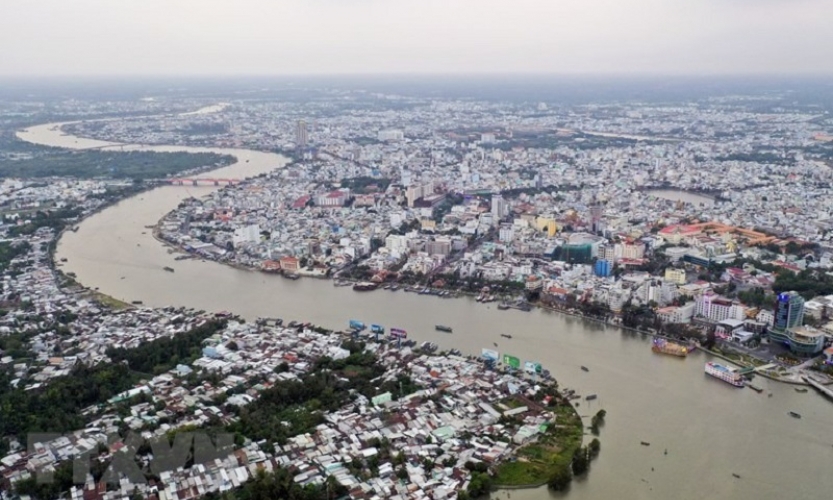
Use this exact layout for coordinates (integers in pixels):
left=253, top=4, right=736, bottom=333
left=1, top=79, right=833, bottom=500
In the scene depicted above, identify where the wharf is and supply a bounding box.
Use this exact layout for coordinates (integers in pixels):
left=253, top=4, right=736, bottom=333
left=802, top=376, right=833, bottom=402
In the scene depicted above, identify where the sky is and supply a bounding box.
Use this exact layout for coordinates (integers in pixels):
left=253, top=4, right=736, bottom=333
left=1, top=0, right=832, bottom=77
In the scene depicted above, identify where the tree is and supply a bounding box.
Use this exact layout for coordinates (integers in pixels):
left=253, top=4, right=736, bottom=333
left=466, top=472, right=492, bottom=497
left=572, top=447, right=590, bottom=475
left=589, top=438, right=601, bottom=457
left=547, top=463, right=573, bottom=491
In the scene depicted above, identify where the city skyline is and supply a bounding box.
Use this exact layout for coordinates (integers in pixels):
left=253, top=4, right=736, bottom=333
left=1, top=0, right=832, bottom=77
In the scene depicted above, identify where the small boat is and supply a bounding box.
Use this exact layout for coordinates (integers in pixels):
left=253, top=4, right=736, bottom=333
left=493, top=342, right=498, bottom=347
left=497, top=303, right=510, bottom=310
left=131, top=300, right=143, bottom=305
left=788, top=411, right=801, bottom=419
left=500, top=334, right=512, bottom=339
left=120, top=276, right=125, bottom=280
left=641, top=441, right=650, bottom=446
left=581, top=366, right=590, bottom=372
left=732, top=473, right=741, bottom=479
left=664, top=449, right=668, bottom=455
left=353, top=282, right=378, bottom=292
left=283, top=272, right=300, bottom=280
left=746, top=383, right=763, bottom=393
left=435, top=325, right=453, bottom=333
left=163, top=266, right=175, bottom=273
left=585, top=394, right=597, bottom=401
left=795, top=387, right=808, bottom=393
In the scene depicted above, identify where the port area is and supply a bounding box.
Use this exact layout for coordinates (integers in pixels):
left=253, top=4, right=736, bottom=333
left=703, top=346, right=833, bottom=389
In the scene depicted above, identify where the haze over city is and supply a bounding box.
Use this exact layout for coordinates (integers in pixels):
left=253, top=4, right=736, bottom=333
left=2, top=0, right=833, bottom=76
left=2, top=2, right=833, bottom=500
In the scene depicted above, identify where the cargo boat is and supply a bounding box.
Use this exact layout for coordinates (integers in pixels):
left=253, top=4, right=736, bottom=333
left=651, top=338, right=688, bottom=357
left=746, top=382, right=763, bottom=393
left=435, top=325, right=453, bottom=333
left=352, top=282, right=378, bottom=292
left=705, top=362, right=744, bottom=387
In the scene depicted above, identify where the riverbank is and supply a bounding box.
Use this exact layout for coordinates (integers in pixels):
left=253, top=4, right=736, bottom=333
left=22, top=113, right=833, bottom=500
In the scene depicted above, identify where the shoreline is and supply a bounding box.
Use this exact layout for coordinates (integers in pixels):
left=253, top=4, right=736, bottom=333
left=28, top=117, right=819, bottom=393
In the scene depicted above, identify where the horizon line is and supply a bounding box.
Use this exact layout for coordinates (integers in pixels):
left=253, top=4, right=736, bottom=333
left=1, top=71, right=833, bottom=80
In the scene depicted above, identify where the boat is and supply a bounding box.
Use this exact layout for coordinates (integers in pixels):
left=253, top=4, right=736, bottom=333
left=704, top=362, right=745, bottom=388
left=497, top=302, right=510, bottom=310
left=435, top=325, right=453, bottom=333
left=163, top=266, right=175, bottom=273
left=641, top=441, right=650, bottom=446
left=131, top=300, right=143, bottom=305
left=581, top=366, right=590, bottom=372
left=651, top=338, right=688, bottom=357
left=732, top=473, right=741, bottom=479
left=585, top=394, right=598, bottom=401
left=788, top=411, right=802, bottom=419
left=352, top=282, right=378, bottom=292
left=500, top=334, right=512, bottom=339
left=283, top=272, right=300, bottom=280
left=746, top=383, right=763, bottom=393
left=795, top=387, right=809, bottom=393
left=390, top=285, right=400, bottom=291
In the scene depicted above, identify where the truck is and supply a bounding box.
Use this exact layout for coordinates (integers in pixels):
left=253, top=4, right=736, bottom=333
left=371, top=324, right=385, bottom=334
left=349, top=320, right=366, bottom=331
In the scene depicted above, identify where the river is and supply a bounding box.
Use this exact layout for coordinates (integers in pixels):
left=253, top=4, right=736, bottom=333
left=17, top=116, right=833, bottom=500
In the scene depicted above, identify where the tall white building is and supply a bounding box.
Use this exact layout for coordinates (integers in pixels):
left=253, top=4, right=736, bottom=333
left=491, top=194, right=507, bottom=222
left=295, top=120, right=308, bottom=148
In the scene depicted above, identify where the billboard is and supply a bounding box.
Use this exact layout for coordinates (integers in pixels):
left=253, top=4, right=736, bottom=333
left=481, top=348, right=499, bottom=361
left=502, top=354, right=521, bottom=369
left=524, top=361, right=543, bottom=374
left=390, top=328, right=407, bottom=338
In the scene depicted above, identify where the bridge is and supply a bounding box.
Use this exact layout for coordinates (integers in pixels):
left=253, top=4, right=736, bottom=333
left=165, top=178, right=241, bottom=186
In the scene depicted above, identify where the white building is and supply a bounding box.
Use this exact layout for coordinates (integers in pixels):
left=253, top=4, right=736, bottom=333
left=378, top=129, right=404, bottom=141
left=491, top=194, right=507, bottom=222
left=232, top=224, right=260, bottom=246
left=695, top=292, right=745, bottom=323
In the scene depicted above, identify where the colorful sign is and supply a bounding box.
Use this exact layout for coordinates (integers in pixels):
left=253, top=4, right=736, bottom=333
left=524, top=361, right=543, bottom=374
left=390, top=328, right=407, bottom=338
left=481, top=348, right=499, bottom=361
left=503, top=354, right=521, bottom=369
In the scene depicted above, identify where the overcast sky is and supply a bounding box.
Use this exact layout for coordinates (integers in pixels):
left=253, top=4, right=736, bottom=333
left=1, top=0, right=831, bottom=76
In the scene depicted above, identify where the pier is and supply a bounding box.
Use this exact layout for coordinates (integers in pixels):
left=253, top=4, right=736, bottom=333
left=802, top=376, right=833, bottom=401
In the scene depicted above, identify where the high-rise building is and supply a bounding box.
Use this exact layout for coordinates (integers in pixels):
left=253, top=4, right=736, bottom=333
left=589, top=202, right=603, bottom=234
left=772, top=291, right=805, bottom=331
left=491, top=194, right=507, bottom=221
left=295, top=120, right=308, bottom=149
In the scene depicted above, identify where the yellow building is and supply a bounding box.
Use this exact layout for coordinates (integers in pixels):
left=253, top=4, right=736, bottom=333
left=535, top=216, right=558, bottom=237
left=420, top=219, right=437, bottom=231
left=664, top=268, right=687, bottom=285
